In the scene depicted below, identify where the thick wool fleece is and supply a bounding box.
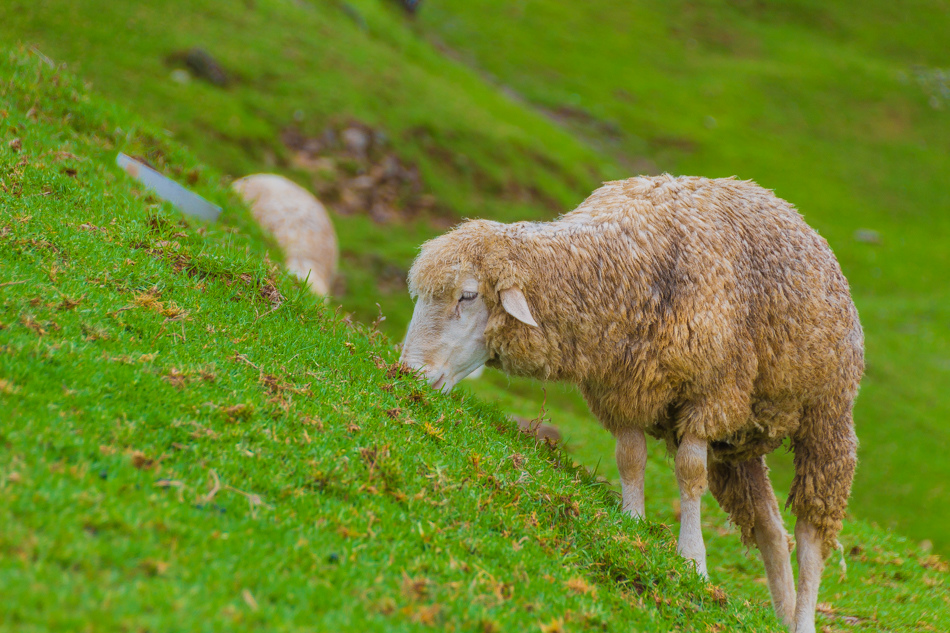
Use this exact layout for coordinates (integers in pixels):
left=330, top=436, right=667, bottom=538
left=232, top=174, right=338, bottom=296
left=409, top=175, right=863, bottom=553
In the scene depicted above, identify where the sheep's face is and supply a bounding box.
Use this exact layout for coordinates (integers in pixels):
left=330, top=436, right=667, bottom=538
left=401, top=274, right=539, bottom=393
left=402, top=220, right=538, bottom=392
left=401, top=277, right=491, bottom=393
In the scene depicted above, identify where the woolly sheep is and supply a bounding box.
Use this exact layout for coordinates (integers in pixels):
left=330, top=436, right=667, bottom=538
left=231, top=174, right=338, bottom=296
left=400, top=175, right=863, bottom=633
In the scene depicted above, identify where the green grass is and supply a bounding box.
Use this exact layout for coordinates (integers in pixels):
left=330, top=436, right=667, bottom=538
left=2, top=45, right=948, bottom=633
left=1, top=0, right=945, bottom=554
left=415, top=0, right=950, bottom=553
left=1, top=48, right=784, bottom=631
left=2, top=0, right=950, bottom=628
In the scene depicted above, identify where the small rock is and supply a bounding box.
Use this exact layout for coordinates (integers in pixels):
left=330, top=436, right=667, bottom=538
left=350, top=175, right=375, bottom=190
left=370, top=200, right=399, bottom=223
left=318, top=128, right=338, bottom=149
left=165, top=47, right=230, bottom=87
left=281, top=120, right=455, bottom=225
left=186, top=48, right=230, bottom=86
left=8, top=137, right=21, bottom=152
left=512, top=415, right=562, bottom=444
left=170, top=69, right=191, bottom=84
left=342, top=126, right=371, bottom=157
left=853, top=228, right=881, bottom=244
left=379, top=154, right=401, bottom=178
left=398, top=0, right=423, bottom=14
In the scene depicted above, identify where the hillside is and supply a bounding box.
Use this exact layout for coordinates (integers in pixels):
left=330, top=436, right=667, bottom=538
left=416, top=0, right=950, bottom=553
left=2, top=0, right=950, bottom=629
left=1, top=48, right=783, bottom=631
left=2, top=44, right=948, bottom=633
left=1, top=0, right=946, bottom=555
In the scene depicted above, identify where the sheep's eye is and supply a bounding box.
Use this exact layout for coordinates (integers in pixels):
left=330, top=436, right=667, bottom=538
left=459, top=291, right=478, bottom=302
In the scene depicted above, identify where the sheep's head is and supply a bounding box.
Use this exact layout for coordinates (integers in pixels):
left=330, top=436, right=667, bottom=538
left=400, top=221, right=537, bottom=393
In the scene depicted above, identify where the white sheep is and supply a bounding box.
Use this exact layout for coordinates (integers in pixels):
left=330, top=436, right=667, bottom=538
left=400, top=175, right=863, bottom=633
left=231, top=174, right=338, bottom=296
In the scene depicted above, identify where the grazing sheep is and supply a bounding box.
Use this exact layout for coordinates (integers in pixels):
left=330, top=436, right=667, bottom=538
left=231, top=174, right=338, bottom=296
left=400, top=175, right=863, bottom=633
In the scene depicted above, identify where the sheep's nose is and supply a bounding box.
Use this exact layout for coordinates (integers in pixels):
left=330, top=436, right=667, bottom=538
left=402, top=358, right=427, bottom=373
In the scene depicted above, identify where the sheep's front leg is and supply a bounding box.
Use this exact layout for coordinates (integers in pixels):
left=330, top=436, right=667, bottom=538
left=675, top=433, right=708, bottom=577
left=615, top=427, right=646, bottom=519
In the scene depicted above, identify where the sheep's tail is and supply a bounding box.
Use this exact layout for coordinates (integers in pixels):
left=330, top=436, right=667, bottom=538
left=786, top=398, right=858, bottom=558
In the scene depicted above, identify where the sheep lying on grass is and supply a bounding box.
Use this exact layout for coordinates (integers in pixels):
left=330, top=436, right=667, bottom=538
left=231, top=174, right=338, bottom=296
left=400, top=175, right=863, bottom=633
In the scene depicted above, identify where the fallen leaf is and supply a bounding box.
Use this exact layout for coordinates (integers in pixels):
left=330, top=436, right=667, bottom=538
left=539, top=618, right=564, bottom=633
left=565, top=577, right=595, bottom=596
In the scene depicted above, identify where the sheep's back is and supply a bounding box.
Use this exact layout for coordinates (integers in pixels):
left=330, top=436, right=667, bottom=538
left=561, top=175, right=862, bottom=443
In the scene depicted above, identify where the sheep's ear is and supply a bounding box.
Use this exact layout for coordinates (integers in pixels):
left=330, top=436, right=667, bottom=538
left=500, top=287, right=538, bottom=327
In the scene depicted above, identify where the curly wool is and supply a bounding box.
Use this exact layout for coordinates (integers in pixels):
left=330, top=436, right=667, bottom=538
left=409, top=174, right=863, bottom=553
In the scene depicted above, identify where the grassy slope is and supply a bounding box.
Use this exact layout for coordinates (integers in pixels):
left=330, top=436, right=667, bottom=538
left=415, top=0, right=950, bottom=552
left=2, top=0, right=945, bottom=554
left=1, top=49, right=777, bottom=631
left=0, top=0, right=615, bottom=333
left=0, top=0, right=948, bottom=628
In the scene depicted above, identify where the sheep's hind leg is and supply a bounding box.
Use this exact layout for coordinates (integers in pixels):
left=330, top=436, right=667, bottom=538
left=675, top=432, right=708, bottom=577
left=709, top=457, right=795, bottom=626
left=792, top=520, right=825, bottom=633
left=749, top=459, right=797, bottom=627
left=615, top=427, right=646, bottom=519
left=788, top=401, right=857, bottom=633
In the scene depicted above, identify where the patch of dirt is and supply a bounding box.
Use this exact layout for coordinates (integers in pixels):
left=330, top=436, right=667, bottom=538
left=282, top=122, right=449, bottom=224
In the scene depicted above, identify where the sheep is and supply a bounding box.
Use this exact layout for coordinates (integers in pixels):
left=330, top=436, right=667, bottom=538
left=231, top=174, right=338, bottom=296
left=400, top=175, right=863, bottom=633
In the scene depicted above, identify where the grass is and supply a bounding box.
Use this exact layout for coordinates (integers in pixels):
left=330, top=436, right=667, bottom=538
left=415, top=0, right=950, bottom=553
left=2, top=0, right=946, bottom=554
left=1, top=0, right=949, bottom=628
left=1, top=48, right=781, bottom=631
